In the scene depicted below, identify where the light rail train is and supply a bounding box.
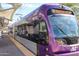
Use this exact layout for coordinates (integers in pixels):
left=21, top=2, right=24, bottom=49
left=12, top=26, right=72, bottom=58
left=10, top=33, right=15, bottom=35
left=9, top=4, right=79, bottom=56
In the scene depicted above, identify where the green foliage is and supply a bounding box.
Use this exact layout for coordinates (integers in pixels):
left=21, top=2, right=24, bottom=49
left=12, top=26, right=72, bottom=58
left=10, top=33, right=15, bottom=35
left=62, top=3, right=76, bottom=7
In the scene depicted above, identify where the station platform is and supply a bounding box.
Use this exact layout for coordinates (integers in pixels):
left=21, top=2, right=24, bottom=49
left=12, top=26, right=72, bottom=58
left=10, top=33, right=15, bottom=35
left=0, top=34, right=35, bottom=56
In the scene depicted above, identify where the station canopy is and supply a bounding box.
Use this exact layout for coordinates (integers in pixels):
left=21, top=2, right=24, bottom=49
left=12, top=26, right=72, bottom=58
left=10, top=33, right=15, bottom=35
left=0, top=3, right=21, bottom=20
left=0, top=3, right=21, bottom=29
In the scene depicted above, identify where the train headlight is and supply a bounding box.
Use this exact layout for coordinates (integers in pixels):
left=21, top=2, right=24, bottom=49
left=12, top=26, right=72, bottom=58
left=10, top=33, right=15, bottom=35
left=71, top=46, right=77, bottom=51
left=46, top=48, right=48, bottom=51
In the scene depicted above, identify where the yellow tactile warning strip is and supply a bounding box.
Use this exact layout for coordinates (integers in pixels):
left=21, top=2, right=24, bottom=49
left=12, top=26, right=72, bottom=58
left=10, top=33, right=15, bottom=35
left=7, top=34, right=35, bottom=56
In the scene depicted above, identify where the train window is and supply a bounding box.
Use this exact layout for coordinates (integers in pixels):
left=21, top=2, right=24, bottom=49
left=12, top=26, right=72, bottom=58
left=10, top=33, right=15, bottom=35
left=39, top=21, right=47, bottom=32
left=28, top=22, right=40, bottom=42
left=31, top=20, right=48, bottom=45
left=17, top=25, right=26, bottom=37
left=39, top=21, right=48, bottom=45
left=34, top=23, right=39, bottom=34
left=16, top=20, right=48, bottom=45
left=17, top=26, right=21, bottom=35
left=28, top=26, right=34, bottom=34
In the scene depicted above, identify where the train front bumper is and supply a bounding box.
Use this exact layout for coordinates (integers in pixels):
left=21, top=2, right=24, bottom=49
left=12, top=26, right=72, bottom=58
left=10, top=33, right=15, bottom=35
left=55, top=51, right=79, bottom=56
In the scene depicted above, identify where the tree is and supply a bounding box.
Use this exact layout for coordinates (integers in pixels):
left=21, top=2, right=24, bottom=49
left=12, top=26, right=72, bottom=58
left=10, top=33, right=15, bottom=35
left=62, top=3, right=76, bottom=7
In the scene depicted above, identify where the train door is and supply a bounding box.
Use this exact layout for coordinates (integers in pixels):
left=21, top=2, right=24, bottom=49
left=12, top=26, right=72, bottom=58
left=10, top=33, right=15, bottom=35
left=33, top=20, right=48, bottom=55
left=25, top=19, right=48, bottom=55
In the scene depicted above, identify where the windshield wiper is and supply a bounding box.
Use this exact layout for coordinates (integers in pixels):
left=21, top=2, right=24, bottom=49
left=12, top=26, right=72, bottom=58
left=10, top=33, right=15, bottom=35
left=54, top=24, right=78, bottom=44
left=54, top=24, right=69, bottom=37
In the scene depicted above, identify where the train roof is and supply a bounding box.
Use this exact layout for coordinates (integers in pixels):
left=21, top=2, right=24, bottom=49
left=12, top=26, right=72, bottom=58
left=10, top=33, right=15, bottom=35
left=12, top=4, right=73, bottom=26
left=40, top=4, right=72, bottom=11
left=23, top=4, right=73, bottom=18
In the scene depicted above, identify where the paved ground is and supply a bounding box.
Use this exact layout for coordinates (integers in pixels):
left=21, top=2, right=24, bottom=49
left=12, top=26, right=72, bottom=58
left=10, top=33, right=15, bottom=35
left=0, top=35, right=24, bottom=56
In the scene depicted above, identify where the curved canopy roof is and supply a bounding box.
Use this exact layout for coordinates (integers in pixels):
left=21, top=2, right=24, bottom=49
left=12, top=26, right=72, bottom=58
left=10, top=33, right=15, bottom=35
left=0, top=3, right=21, bottom=29
left=0, top=3, right=21, bottom=20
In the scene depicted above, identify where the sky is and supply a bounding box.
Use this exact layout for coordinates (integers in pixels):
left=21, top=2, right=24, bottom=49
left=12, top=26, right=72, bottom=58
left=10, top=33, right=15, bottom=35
left=1, top=3, right=13, bottom=9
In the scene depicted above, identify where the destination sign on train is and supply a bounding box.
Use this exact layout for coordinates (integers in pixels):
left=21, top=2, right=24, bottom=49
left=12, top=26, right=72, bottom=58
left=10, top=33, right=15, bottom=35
left=51, top=9, right=72, bottom=14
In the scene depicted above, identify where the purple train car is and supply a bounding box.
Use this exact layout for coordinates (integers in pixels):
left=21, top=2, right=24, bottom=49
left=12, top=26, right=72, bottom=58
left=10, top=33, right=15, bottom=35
left=14, top=4, right=79, bottom=56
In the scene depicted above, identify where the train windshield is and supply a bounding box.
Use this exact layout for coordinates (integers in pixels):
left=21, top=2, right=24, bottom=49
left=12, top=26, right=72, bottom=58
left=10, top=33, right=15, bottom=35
left=48, top=14, right=79, bottom=38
